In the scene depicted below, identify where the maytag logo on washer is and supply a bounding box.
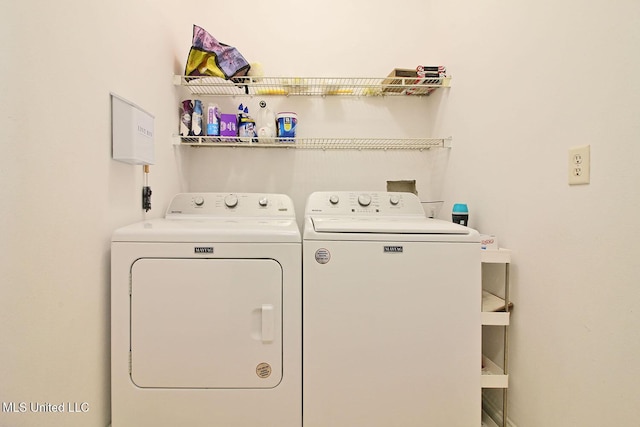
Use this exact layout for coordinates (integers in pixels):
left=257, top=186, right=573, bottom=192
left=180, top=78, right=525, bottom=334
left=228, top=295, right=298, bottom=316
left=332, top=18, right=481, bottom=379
left=384, top=246, right=403, bottom=253
left=194, top=247, right=214, bottom=254
left=315, top=248, right=331, bottom=264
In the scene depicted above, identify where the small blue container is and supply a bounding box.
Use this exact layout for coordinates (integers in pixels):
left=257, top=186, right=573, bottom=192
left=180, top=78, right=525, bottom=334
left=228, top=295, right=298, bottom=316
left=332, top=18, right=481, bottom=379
left=452, top=203, right=469, bottom=226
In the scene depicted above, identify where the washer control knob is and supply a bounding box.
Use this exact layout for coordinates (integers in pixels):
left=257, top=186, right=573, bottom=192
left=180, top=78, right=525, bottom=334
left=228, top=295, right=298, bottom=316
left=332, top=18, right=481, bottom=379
left=389, top=195, right=400, bottom=206
left=224, top=194, right=238, bottom=208
left=194, top=196, right=205, bottom=206
left=258, top=197, right=269, bottom=207
left=329, top=195, right=340, bottom=205
left=358, top=194, right=372, bottom=207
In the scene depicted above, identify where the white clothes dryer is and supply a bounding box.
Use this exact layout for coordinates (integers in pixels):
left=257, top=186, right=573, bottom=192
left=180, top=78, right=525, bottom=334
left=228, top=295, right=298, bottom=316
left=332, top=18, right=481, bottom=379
left=111, top=193, right=301, bottom=427
left=302, top=191, right=481, bottom=427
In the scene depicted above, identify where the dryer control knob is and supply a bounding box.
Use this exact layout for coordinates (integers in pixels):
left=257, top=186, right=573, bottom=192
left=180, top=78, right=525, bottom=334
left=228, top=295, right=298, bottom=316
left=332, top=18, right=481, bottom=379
left=259, top=197, right=269, bottom=207
left=224, top=194, right=238, bottom=208
left=389, top=195, right=400, bottom=205
left=329, top=195, right=340, bottom=205
left=358, top=194, right=372, bottom=207
left=194, top=196, right=205, bottom=206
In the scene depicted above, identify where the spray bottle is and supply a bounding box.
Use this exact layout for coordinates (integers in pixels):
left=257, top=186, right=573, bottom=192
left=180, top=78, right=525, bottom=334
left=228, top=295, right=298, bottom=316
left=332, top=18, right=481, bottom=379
left=191, top=100, right=203, bottom=136
left=179, top=100, right=193, bottom=136
left=237, top=104, right=256, bottom=138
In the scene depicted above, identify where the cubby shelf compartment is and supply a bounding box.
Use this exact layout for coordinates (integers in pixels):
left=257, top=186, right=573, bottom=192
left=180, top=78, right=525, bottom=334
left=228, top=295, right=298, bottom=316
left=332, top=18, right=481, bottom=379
left=174, top=136, right=451, bottom=151
left=173, top=75, right=451, bottom=97
left=481, top=355, right=509, bottom=388
left=482, top=291, right=511, bottom=325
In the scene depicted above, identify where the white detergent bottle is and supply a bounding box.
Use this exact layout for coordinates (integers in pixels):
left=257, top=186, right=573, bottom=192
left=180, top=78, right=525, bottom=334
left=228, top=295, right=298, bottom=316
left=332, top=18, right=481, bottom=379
left=257, top=100, right=275, bottom=140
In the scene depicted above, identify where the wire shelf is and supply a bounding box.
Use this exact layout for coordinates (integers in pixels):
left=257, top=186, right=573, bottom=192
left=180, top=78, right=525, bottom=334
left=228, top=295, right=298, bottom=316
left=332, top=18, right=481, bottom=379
left=175, top=136, right=451, bottom=150
left=174, top=75, right=451, bottom=97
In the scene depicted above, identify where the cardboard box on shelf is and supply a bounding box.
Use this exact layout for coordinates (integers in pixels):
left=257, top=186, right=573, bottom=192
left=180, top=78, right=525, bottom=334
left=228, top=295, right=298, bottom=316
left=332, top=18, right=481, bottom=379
left=381, top=67, right=445, bottom=95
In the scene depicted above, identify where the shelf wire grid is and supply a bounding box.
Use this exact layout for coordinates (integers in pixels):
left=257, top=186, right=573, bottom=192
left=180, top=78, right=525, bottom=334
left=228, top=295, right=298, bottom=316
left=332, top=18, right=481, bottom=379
left=175, top=75, right=451, bottom=97
left=176, top=136, right=451, bottom=150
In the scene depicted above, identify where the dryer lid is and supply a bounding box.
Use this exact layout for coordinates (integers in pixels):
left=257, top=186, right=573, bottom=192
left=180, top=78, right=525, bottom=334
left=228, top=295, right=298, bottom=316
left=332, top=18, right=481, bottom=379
left=112, top=218, right=301, bottom=243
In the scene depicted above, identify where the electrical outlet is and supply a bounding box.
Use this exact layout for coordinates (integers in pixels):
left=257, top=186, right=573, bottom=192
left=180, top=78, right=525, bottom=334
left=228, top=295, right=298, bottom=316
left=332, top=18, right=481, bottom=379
left=568, top=145, right=590, bottom=185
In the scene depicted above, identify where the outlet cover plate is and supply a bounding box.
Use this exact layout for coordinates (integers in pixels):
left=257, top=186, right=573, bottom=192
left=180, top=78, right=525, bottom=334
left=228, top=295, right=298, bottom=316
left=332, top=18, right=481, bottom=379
left=568, top=145, right=590, bottom=185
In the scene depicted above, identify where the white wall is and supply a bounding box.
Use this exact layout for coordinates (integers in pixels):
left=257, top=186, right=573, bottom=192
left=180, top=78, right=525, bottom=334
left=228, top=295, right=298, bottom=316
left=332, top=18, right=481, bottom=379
left=1, top=1, right=639, bottom=426
left=0, top=1, right=184, bottom=426
left=431, top=2, right=640, bottom=425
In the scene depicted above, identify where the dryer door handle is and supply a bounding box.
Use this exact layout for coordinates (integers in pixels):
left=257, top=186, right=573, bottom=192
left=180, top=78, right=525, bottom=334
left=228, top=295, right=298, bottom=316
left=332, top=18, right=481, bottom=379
left=261, top=304, right=274, bottom=343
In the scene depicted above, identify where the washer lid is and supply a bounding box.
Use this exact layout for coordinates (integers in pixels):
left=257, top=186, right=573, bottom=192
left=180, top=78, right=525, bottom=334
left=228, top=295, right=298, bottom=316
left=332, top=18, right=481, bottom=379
left=311, top=216, right=471, bottom=234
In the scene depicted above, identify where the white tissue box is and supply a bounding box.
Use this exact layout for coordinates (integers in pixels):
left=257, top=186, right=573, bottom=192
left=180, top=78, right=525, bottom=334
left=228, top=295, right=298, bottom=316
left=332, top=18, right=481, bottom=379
left=480, top=234, right=498, bottom=250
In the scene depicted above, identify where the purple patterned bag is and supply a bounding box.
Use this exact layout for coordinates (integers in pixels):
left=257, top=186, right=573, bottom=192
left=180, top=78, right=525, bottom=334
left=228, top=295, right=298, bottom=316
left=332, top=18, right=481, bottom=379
left=184, top=25, right=250, bottom=79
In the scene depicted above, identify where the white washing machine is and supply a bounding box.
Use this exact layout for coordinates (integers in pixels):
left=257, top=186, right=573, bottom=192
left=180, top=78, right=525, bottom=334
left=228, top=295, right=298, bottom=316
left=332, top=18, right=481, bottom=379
left=111, top=193, right=301, bottom=427
left=303, top=191, right=481, bottom=427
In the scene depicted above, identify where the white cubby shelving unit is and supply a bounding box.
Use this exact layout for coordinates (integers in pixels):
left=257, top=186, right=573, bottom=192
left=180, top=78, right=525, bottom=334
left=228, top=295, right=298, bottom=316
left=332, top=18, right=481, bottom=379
left=173, top=75, right=451, bottom=151
left=481, top=248, right=512, bottom=427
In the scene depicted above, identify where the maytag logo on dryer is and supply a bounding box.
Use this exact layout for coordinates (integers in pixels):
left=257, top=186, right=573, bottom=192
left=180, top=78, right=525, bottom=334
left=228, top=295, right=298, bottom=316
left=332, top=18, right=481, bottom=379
left=384, top=246, right=403, bottom=253
left=194, top=247, right=214, bottom=254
